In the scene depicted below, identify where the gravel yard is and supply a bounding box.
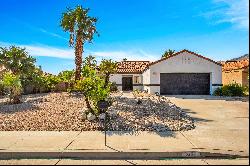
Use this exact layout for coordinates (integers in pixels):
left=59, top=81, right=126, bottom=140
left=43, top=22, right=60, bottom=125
left=0, top=92, right=195, bottom=131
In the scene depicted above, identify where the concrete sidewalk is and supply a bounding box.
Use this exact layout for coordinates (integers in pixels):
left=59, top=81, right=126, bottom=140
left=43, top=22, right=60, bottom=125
left=0, top=131, right=203, bottom=153
left=0, top=131, right=249, bottom=165
left=0, top=131, right=248, bottom=156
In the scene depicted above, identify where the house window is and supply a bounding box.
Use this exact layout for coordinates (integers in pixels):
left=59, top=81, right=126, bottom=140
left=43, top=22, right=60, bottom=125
left=134, top=76, right=140, bottom=84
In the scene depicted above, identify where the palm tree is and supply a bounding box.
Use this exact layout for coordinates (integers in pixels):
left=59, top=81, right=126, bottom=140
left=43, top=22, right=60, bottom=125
left=60, top=5, right=98, bottom=81
left=162, top=49, right=176, bottom=59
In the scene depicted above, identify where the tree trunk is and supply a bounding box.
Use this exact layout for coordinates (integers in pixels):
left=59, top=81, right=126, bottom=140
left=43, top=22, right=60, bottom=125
left=84, top=96, right=94, bottom=114
left=74, top=33, right=83, bottom=81
left=104, top=73, right=110, bottom=89
left=12, top=95, right=21, bottom=104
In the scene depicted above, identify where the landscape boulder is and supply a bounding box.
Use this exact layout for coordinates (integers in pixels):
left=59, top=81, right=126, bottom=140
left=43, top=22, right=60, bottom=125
left=87, top=112, right=96, bottom=121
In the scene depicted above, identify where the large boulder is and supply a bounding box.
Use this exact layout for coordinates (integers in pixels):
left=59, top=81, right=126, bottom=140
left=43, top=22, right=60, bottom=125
left=80, top=108, right=88, bottom=120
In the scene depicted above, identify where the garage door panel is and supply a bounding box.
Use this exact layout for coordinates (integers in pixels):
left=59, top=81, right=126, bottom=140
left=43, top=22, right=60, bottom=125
left=160, top=73, right=210, bottom=95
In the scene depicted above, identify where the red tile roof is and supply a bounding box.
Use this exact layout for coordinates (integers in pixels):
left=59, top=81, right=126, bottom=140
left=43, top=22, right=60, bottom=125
left=221, top=59, right=249, bottom=71
left=117, top=61, right=150, bottom=74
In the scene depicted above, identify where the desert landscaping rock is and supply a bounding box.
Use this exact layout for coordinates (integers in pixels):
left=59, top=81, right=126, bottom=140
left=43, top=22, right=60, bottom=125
left=0, top=92, right=195, bottom=131
left=98, top=113, right=106, bottom=121
left=107, top=92, right=195, bottom=131
left=87, top=112, right=96, bottom=121
left=0, top=93, right=100, bottom=131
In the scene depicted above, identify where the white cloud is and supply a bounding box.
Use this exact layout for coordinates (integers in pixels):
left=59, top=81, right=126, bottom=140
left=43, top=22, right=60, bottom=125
left=0, top=41, right=158, bottom=62
left=0, top=41, right=74, bottom=59
left=23, top=45, right=74, bottom=59
left=39, top=28, right=68, bottom=41
left=90, top=50, right=158, bottom=62
left=202, top=0, right=249, bottom=30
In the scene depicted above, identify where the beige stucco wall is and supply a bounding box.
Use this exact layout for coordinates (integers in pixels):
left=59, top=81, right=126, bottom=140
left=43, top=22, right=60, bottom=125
left=146, top=52, right=222, bottom=95
left=142, top=69, right=150, bottom=93
left=222, top=68, right=249, bottom=87
left=242, top=69, right=249, bottom=87
left=222, top=70, right=242, bottom=85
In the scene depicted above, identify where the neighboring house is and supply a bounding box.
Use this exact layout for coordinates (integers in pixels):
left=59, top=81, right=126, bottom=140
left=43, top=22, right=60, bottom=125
left=110, top=49, right=222, bottom=95
left=221, top=59, right=249, bottom=87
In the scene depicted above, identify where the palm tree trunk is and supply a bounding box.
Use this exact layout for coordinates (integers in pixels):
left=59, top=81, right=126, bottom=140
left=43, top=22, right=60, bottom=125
left=75, top=34, right=83, bottom=81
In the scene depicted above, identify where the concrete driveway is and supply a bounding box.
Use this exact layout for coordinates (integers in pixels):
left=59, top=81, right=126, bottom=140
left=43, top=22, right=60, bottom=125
left=166, top=95, right=249, bottom=157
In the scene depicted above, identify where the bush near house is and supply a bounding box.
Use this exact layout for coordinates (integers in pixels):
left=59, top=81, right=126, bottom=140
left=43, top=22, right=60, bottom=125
left=213, top=83, right=247, bottom=97
left=57, top=70, right=75, bottom=92
left=110, top=82, right=118, bottom=92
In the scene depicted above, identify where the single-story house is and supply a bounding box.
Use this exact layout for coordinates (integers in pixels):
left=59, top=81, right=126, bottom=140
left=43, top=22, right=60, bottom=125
left=109, top=49, right=222, bottom=95
left=221, top=59, right=249, bottom=87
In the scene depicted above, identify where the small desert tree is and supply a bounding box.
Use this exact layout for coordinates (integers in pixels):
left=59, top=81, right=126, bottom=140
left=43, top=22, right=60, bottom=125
left=60, top=5, right=98, bottom=81
left=75, top=56, right=110, bottom=115
left=99, top=59, right=117, bottom=88
left=0, top=46, right=36, bottom=76
left=162, top=49, right=175, bottom=59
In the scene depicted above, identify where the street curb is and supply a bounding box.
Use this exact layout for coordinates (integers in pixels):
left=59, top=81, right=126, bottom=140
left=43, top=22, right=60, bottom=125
left=0, top=151, right=248, bottom=160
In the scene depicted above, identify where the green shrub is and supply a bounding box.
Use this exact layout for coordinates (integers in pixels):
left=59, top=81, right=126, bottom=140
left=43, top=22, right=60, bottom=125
left=213, top=83, right=246, bottom=97
left=0, top=81, right=4, bottom=96
left=74, top=56, right=111, bottom=115
left=43, top=74, right=61, bottom=92
left=75, top=65, right=110, bottom=115
left=110, top=82, right=118, bottom=92
left=1, top=72, right=22, bottom=104
left=57, top=70, right=75, bottom=92
left=213, top=87, right=223, bottom=96
left=243, top=86, right=249, bottom=96
left=21, top=67, right=48, bottom=94
left=58, top=70, right=74, bottom=83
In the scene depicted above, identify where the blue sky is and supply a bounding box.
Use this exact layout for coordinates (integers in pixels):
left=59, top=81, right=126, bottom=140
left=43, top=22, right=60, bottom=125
left=0, top=0, right=249, bottom=74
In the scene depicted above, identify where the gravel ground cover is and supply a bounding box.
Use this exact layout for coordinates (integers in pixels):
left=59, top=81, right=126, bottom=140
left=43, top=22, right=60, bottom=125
left=0, top=92, right=195, bottom=131
left=107, top=93, right=195, bottom=131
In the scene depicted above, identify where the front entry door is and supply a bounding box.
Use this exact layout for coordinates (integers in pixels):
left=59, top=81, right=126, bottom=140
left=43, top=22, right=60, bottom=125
left=122, top=77, right=133, bottom=91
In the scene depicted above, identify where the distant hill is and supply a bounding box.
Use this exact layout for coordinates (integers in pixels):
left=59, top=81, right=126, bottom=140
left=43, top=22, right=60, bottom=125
left=230, top=54, right=249, bottom=61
